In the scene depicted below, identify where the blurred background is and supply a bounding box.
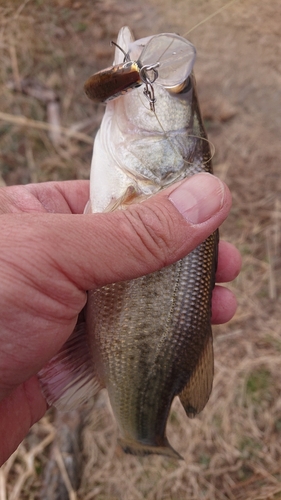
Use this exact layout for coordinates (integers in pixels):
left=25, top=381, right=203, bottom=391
left=1, top=0, right=281, bottom=499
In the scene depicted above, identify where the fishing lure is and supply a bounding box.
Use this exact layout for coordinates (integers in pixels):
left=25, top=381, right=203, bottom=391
left=84, top=0, right=238, bottom=111
left=84, top=33, right=196, bottom=111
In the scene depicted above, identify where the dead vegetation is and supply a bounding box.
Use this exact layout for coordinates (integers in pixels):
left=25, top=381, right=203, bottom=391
left=1, top=0, right=281, bottom=499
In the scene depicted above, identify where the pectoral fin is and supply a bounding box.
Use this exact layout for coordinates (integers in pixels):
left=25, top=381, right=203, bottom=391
left=104, top=185, right=145, bottom=212
left=38, top=322, right=103, bottom=411
left=178, top=331, right=214, bottom=418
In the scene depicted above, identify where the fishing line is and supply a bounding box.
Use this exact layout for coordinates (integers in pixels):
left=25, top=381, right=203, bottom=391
left=135, top=89, right=215, bottom=173
left=152, top=106, right=215, bottom=167
left=150, top=0, right=242, bottom=72
left=182, top=0, right=240, bottom=37
left=132, top=0, right=242, bottom=170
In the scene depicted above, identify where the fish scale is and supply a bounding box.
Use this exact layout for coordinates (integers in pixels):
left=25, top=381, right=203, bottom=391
left=86, top=221, right=217, bottom=458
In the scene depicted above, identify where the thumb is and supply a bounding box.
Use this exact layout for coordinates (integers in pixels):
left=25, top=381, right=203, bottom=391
left=54, top=172, right=231, bottom=290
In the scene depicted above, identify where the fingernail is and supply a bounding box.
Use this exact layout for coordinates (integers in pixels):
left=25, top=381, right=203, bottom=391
left=168, top=173, right=225, bottom=224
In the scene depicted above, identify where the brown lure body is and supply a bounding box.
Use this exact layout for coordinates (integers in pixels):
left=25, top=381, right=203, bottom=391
left=84, top=61, right=141, bottom=103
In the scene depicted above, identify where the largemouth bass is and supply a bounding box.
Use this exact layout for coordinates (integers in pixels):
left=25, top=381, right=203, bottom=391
left=39, top=27, right=218, bottom=460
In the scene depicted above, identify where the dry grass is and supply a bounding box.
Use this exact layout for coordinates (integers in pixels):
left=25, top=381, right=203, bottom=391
left=1, top=0, right=281, bottom=499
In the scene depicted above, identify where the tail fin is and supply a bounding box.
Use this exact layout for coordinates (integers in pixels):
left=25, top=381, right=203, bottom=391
left=118, top=437, right=183, bottom=460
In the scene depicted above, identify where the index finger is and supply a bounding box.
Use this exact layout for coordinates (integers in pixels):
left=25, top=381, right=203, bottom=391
left=25, top=180, right=90, bottom=214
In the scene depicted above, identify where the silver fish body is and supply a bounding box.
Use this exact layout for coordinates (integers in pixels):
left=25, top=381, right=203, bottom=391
left=86, top=27, right=217, bottom=458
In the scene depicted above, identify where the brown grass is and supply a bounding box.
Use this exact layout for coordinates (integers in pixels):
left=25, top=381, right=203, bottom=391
left=1, top=0, right=281, bottom=499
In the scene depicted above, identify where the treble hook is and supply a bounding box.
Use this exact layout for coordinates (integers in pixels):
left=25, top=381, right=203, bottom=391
left=110, top=40, right=131, bottom=62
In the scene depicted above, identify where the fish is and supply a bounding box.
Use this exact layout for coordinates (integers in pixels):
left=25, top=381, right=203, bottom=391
left=39, top=26, right=218, bottom=460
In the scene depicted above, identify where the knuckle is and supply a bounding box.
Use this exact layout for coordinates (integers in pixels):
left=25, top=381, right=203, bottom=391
left=120, top=201, right=178, bottom=267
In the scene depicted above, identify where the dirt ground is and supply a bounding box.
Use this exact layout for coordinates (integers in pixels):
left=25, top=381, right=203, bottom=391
left=1, top=0, right=281, bottom=499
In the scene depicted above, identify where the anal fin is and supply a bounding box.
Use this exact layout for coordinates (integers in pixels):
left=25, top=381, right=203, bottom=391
left=179, top=330, right=214, bottom=418
left=38, top=322, right=103, bottom=411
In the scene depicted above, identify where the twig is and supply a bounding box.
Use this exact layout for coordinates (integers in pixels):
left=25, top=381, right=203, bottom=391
left=40, top=410, right=87, bottom=500
left=266, top=227, right=276, bottom=300
left=0, top=111, right=93, bottom=144
left=8, top=43, right=21, bottom=91
left=0, top=469, right=7, bottom=500
left=54, top=447, right=77, bottom=500
left=9, top=430, right=55, bottom=500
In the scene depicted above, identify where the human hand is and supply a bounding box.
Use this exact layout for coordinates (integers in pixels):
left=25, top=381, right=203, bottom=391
left=0, top=174, right=241, bottom=464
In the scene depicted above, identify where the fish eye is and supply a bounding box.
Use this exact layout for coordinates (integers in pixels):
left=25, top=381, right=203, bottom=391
left=178, top=76, right=192, bottom=94
left=166, top=76, right=192, bottom=96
